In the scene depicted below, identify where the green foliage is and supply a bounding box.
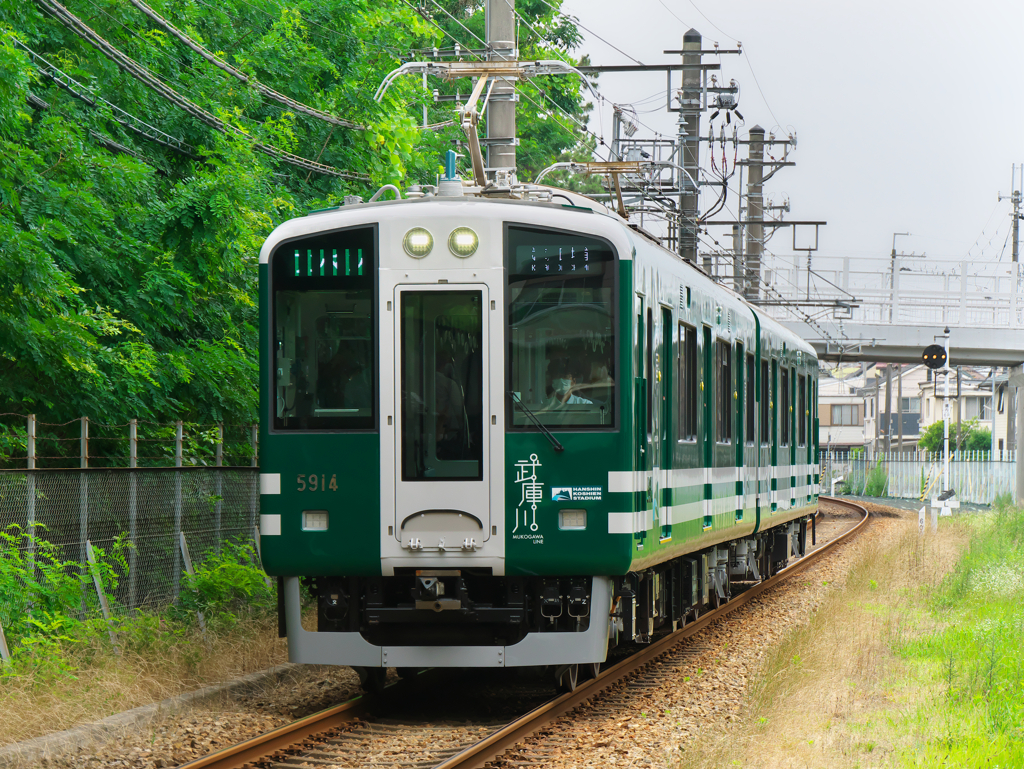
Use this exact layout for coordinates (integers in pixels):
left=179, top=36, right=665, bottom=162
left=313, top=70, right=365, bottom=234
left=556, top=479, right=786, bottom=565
left=918, top=418, right=992, bottom=453
left=0, top=1, right=594, bottom=427
left=173, top=541, right=274, bottom=629
left=0, top=524, right=127, bottom=678
left=864, top=461, right=888, bottom=497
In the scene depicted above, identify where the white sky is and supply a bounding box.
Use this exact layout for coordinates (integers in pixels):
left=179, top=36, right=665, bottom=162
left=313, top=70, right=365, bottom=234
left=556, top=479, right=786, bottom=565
left=558, top=0, right=1024, bottom=264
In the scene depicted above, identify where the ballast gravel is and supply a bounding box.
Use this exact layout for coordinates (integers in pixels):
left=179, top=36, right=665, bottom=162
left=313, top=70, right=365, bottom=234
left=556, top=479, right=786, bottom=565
left=9, top=501, right=899, bottom=769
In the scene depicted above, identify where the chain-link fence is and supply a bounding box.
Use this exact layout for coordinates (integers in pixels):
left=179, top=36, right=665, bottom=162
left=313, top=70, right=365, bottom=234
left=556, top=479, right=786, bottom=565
left=0, top=468, right=259, bottom=613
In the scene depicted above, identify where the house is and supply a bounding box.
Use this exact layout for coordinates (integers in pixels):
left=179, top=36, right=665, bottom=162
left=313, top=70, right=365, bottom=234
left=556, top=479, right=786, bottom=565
left=861, top=364, right=926, bottom=452
left=818, top=364, right=867, bottom=451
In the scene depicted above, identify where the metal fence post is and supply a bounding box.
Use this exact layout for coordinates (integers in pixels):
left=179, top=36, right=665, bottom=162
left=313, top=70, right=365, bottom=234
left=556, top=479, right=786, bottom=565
left=252, top=525, right=272, bottom=589
left=173, top=420, right=182, bottom=601
left=85, top=540, right=120, bottom=655
left=0, top=620, right=10, bottom=664
left=128, top=419, right=138, bottom=609
left=26, top=414, right=36, bottom=570
left=80, top=416, right=89, bottom=584
left=249, top=423, right=258, bottom=532
left=178, top=532, right=206, bottom=637
left=215, top=424, right=223, bottom=554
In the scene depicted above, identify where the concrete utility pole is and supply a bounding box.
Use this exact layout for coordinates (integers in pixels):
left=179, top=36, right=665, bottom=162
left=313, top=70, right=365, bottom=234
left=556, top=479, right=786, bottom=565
left=883, top=364, right=893, bottom=452
left=897, top=364, right=904, bottom=452
left=744, top=125, right=765, bottom=301
left=998, top=164, right=1022, bottom=263
left=679, top=28, right=701, bottom=262
left=485, top=0, right=516, bottom=180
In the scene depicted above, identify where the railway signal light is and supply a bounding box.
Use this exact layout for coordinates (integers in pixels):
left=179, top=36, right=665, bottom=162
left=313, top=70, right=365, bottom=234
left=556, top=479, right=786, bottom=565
left=922, top=344, right=947, bottom=370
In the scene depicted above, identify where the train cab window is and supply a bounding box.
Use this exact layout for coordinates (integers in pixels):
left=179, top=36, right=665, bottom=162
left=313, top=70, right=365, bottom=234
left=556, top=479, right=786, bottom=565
left=780, top=367, right=791, bottom=446
left=678, top=323, right=697, bottom=440
left=746, top=354, right=755, bottom=444
left=507, top=226, right=617, bottom=429
left=716, top=340, right=732, bottom=443
left=271, top=226, right=375, bottom=431
left=760, top=359, right=769, bottom=445
left=798, top=374, right=807, bottom=446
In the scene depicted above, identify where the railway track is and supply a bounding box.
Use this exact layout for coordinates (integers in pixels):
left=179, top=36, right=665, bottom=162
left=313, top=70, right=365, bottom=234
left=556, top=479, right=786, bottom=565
left=178, top=496, right=868, bottom=769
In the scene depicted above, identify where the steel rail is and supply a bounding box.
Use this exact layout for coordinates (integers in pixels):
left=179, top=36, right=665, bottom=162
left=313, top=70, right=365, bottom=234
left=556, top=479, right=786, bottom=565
left=176, top=497, right=867, bottom=769
left=434, top=496, right=869, bottom=769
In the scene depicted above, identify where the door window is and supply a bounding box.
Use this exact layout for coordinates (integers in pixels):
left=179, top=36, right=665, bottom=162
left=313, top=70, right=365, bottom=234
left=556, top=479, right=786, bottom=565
left=400, top=291, right=483, bottom=481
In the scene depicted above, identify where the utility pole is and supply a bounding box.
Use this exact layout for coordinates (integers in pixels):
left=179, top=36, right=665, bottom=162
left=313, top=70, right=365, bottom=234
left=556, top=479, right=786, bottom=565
left=679, top=28, right=701, bottom=262
left=890, top=232, right=910, bottom=321
left=485, top=0, right=516, bottom=181
left=732, top=223, right=742, bottom=293
left=743, top=125, right=765, bottom=301
left=897, top=364, right=904, bottom=453
left=883, top=364, right=893, bottom=453
left=998, top=164, right=1022, bottom=262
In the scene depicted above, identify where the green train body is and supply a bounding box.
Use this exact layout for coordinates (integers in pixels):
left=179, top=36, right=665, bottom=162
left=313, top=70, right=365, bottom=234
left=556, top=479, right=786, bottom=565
left=258, top=190, right=818, bottom=671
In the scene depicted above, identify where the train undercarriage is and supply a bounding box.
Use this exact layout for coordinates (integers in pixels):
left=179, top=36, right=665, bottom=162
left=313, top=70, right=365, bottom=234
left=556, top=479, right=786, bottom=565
left=285, top=515, right=815, bottom=691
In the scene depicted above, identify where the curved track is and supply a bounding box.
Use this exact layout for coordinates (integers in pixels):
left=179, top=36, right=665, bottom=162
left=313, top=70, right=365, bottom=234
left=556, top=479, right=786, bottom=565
left=178, top=497, right=868, bottom=769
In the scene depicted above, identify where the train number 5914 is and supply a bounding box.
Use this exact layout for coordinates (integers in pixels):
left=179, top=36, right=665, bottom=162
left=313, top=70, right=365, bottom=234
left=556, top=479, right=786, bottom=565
left=297, top=474, right=339, bottom=492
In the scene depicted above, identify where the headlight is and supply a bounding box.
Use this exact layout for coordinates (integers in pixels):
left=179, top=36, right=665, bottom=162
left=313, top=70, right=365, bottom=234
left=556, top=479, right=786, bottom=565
left=403, top=227, right=433, bottom=258
left=448, top=227, right=479, bottom=257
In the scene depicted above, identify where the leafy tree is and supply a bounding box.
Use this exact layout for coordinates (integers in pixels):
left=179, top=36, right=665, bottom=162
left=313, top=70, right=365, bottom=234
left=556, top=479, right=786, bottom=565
left=918, top=418, right=992, bottom=453
left=0, top=0, right=594, bottom=437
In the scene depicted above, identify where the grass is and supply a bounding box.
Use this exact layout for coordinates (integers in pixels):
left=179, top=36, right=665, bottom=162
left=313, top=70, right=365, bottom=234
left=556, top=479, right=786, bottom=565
left=0, top=535, right=288, bottom=746
left=0, top=616, right=286, bottom=745
left=674, top=501, right=1024, bottom=768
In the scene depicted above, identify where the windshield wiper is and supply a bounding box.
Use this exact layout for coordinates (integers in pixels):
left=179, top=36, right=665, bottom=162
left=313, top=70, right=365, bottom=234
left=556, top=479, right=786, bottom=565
left=507, top=392, right=564, bottom=452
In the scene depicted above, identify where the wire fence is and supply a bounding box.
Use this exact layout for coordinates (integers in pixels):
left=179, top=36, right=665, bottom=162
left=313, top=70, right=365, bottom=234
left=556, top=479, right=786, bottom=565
left=0, top=468, right=260, bottom=614
left=821, top=449, right=1017, bottom=504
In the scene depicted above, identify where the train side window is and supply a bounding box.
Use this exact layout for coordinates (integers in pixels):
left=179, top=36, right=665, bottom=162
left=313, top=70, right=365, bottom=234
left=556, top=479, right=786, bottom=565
left=760, top=359, right=769, bottom=445
left=716, top=340, right=732, bottom=443
left=780, top=366, right=791, bottom=446
left=746, top=353, right=755, bottom=445
left=798, top=373, right=807, bottom=447
left=647, top=307, right=654, bottom=438
left=678, top=323, right=697, bottom=440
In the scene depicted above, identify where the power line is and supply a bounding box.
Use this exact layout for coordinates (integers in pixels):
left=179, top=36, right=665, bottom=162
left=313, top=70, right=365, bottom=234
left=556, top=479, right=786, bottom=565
left=533, top=0, right=644, bottom=65
left=34, top=0, right=369, bottom=181
left=123, top=0, right=365, bottom=130
left=399, top=0, right=606, bottom=159
left=14, top=37, right=197, bottom=157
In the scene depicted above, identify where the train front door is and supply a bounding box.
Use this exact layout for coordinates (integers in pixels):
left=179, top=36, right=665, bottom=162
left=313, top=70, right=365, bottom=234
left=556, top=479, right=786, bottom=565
left=390, top=286, right=492, bottom=554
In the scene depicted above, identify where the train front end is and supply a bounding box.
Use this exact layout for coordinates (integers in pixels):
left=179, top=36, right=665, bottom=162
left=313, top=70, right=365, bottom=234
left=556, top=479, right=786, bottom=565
left=258, top=194, right=632, bottom=671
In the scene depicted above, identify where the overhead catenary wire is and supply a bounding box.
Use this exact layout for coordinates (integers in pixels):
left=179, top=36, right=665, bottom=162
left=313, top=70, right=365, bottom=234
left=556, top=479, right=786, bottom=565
left=14, top=38, right=198, bottom=157
left=532, top=0, right=644, bottom=66
left=34, top=0, right=369, bottom=181
left=398, top=0, right=609, bottom=158
left=121, top=0, right=365, bottom=130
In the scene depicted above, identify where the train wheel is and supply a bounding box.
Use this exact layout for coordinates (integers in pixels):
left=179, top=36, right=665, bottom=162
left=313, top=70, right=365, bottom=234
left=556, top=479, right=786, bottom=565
left=554, top=663, right=579, bottom=693
left=356, top=667, right=387, bottom=693
left=582, top=661, right=601, bottom=681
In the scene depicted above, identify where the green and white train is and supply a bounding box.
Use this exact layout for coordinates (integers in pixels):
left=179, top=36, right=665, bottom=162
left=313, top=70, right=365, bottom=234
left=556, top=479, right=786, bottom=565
left=258, top=179, right=819, bottom=687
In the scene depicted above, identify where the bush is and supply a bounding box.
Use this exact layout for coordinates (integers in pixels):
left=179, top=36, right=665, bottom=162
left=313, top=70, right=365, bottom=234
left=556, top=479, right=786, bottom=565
left=0, top=525, right=129, bottom=678
left=172, top=542, right=274, bottom=630
left=864, top=461, right=888, bottom=497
